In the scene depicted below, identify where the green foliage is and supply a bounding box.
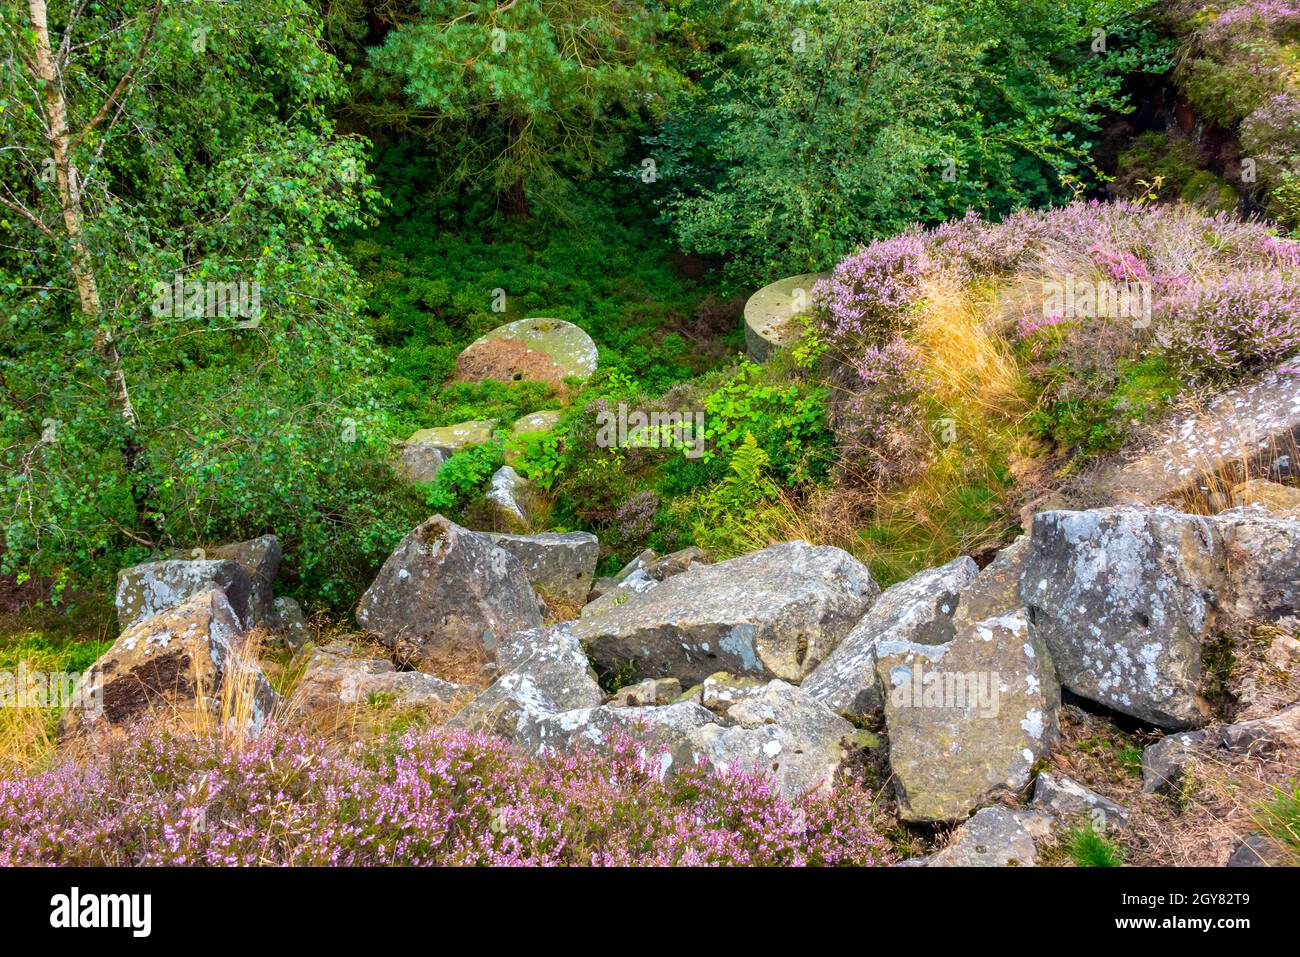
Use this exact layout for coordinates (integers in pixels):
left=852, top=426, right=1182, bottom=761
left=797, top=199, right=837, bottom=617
left=509, top=428, right=566, bottom=491
left=1065, top=823, right=1127, bottom=866
left=1026, top=356, right=1180, bottom=456
left=658, top=0, right=1170, bottom=281
left=1113, top=132, right=1238, bottom=211
left=425, top=443, right=504, bottom=513
left=1252, top=781, right=1300, bottom=863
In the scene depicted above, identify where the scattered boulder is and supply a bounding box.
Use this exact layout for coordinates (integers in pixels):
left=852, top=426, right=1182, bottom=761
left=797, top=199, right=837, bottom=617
left=505, top=410, right=562, bottom=465
left=1031, top=771, right=1129, bottom=832
left=572, top=541, right=878, bottom=686
left=1021, top=508, right=1222, bottom=729
left=685, top=681, right=877, bottom=800
left=643, top=547, right=709, bottom=581
left=355, top=515, right=543, bottom=674
left=486, top=531, right=598, bottom=606
left=491, top=622, right=603, bottom=711
left=456, top=318, right=598, bottom=388
left=677, top=671, right=769, bottom=712
left=1142, top=703, right=1300, bottom=794
left=921, top=807, right=1053, bottom=867
left=743, top=273, right=827, bottom=362
left=406, top=420, right=497, bottom=452
left=877, top=611, right=1060, bottom=823
left=1231, top=479, right=1300, bottom=518
left=293, top=646, right=461, bottom=714
left=1207, top=508, right=1300, bottom=625
left=269, top=596, right=308, bottom=648
left=117, top=556, right=260, bottom=632
left=803, top=556, right=976, bottom=714
left=63, top=589, right=277, bottom=736
left=580, top=568, right=657, bottom=618
left=608, top=677, right=681, bottom=708
left=393, top=441, right=448, bottom=484
left=486, top=466, right=537, bottom=530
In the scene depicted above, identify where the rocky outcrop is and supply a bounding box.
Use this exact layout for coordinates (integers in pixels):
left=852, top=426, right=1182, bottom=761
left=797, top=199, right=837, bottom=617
left=486, top=531, right=598, bottom=606
left=116, top=534, right=281, bottom=631
left=1021, top=508, right=1222, bottom=729
left=293, top=646, right=462, bottom=714
left=803, top=556, right=976, bottom=714
left=356, top=515, right=542, bottom=673
left=877, top=610, right=1060, bottom=823
left=63, top=588, right=277, bottom=736
left=685, top=681, right=876, bottom=800
left=572, top=541, right=878, bottom=685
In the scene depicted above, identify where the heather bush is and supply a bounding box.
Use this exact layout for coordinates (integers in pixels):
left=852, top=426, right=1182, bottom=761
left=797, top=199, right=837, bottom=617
left=0, top=723, right=893, bottom=867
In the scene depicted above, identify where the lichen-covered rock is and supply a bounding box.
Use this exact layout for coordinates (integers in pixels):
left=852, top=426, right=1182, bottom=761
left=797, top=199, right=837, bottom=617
left=580, top=568, right=658, bottom=618
left=951, top=536, right=1029, bottom=631
left=1232, top=479, right=1300, bottom=518
left=293, top=646, right=461, bottom=714
left=457, top=318, right=598, bottom=387
left=1021, top=508, right=1222, bottom=729
left=1031, top=771, right=1129, bottom=831
left=392, top=441, right=448, bottom=484
left=490, top=621, right=602, bottom=711
left=356, top=515, right=542, bottom=672
left=505, top=410, right=562, bottom=465
left=485, top=531, right=599, bottom=606
left=406, top=419, right=497, bottom=451
left=117, top=558, right=258, bottom=632
left=676, top=671, right=769, bottom=712
left=1141, top=703, right=1300, bottom=794
left=743, top=273, right=827, bottom=362
left=608, top=677, right=682, bottom=708
left=1207, top=508, right=1300, bottom=625
left=643, top=546, right=709, bottom=581
left=63, top=589, right=277, bottom=736
left=572, top=541, right=878, bottom=685
left=876, top=611, right=1060, bottom=823
left=803, top=556, right=976, bottom=715
left=269, top=596, right=308, bottom=648
left=921, top=807, right=1053, bottom=867
left=685, top=681, right=875, bottom=800
left=486, top=466, right=536, bottom=530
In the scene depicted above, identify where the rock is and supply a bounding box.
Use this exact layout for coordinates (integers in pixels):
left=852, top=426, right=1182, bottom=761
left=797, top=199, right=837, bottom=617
left=923, top=807, right=1053, bottom=867
left=1141, top=704, right=1300, bottom=794
left=393, top=441, right=448, bottom=484
left=803, top=557, right=977, bottom=715
left=685, top=681, right=875, bottom=800
left=505, top=410, right=563, bottom=465
left=356, top=515, right=543, bottom=673
left=207, top=535, right=282, bottom=590
left=679, top=671, right=769, bottom=712
left=1227, top=835, right=1290, bottom=866
left=1096, top=360, right=1300, bottom=506
left=62, top=589, right=277, bottom=736
left=485, top=531, right=598, bottom=606
left=486, top=465, right=537, bottom=530
left=448, top=672, right=558, bottom=742
left=1231, top=479, right=1300, bottom=518
left=491, top=622, right=603, bottom=711
left=1207, top=508, right=1300, bottom=625
left=572, top=541, right=878, bottom=685
left=580, top=568, right=658, bottom=618
left=643, top=547, right=709, bottom=581
left=743, top=273, right=827, bottom=362
left=1031, top=771, right=1129, bottom=831
left=293, top=647, right=461, bottom=714
left=406, top=419, right=498, bottom=452
left=951, top=536, right=1029, bottom=631
left=877, top=610, right=1060, bottom=823
left=117, top=557, right=261, bottom=632
left=269, top=596, right=308, bottom=648
left=456, top=318, right=598, bottom=388
left=1021, top=508, right=1222, bottom=729
left=608, top=677, right=681, bottom=708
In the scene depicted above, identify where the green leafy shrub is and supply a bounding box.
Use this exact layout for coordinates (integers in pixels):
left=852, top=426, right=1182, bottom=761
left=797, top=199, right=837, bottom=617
left=425, top=443, right=504, bottom=513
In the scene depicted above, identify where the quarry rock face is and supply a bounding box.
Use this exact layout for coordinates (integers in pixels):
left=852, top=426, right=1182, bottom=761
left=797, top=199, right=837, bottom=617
left=876, top=610, right=1059, bottom=823
left=64, top=588, right=277, bottom=736
left=803, top=556, right=976, bottom=714
left=1020, top=508, right=1222, bottom=729
left=571, top=541, right=879, bottom=686
left=486, top=531, right=599, bottom=606
left=116, top=534, right=282, bottom=631
left=356, top=515, right=542, bottom=674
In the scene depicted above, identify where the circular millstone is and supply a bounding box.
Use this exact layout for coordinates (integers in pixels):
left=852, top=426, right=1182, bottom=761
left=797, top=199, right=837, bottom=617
left=456, top=317, right=598, bottom=387
left=743, top=273, right=828, bottom=362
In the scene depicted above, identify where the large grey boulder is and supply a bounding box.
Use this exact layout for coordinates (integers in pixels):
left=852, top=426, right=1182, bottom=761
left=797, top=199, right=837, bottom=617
left=803, top=557, right=976, bottom=714
left=490, top=621, right=603, bottom=711
left=356, top=515, right=543, bottom=673
left=393, top=441, right=448, bottom=484
left=1021, top=508, right=1223, bottom=729
left=581, top=568, right=658, bottom=618
left=685, top=680, right=876, bottom=800
left=1207, top=508, right=1300, bottom=625
left=116, top=534, right=281, bottom=631
left=951, top=535, right=1029, bottom=631
left=571, top=541, right=879, bottom=685
left=486, top=531, right=599, bottom=606
left=876, top=610, right=1060, bottom=823
left=63, top=588, right=277, bottom=736
left=292, top=646, right=461, bottom=714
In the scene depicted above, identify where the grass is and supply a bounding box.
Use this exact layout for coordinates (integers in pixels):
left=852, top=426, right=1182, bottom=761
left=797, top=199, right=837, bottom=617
left=1065, top=823, right=1127, bottom=866
left=1252, top=781, right=1300, bottom=864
